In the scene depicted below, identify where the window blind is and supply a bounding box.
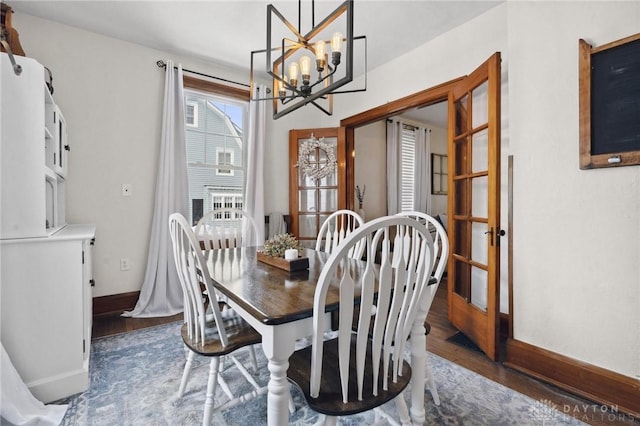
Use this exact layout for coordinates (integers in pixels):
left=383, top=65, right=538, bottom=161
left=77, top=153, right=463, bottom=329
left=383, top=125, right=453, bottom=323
left=400, top=126, right=416, bottom=212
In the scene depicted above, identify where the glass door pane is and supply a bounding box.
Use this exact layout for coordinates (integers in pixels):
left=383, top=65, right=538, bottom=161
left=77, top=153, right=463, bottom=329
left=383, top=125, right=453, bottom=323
left=289, top=129, right=345, bottom=247
left=452, top=86, right=490, bottom=312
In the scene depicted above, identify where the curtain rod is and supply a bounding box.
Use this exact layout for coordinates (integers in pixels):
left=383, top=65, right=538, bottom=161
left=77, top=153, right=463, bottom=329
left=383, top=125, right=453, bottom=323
left=403, top=123, right=431, bottom=133
left=156, top=60, right=250, bottom=88
left=387, top=119, right=432, bottom=132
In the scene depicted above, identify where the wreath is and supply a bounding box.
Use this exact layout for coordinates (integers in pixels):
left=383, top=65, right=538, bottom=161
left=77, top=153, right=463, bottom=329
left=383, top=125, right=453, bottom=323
left=297, top=135, right=337, bottom=181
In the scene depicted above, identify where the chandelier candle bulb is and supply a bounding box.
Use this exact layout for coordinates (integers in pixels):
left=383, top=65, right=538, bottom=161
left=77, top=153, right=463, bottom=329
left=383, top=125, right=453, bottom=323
left=331, top=32, right=343, bottom=65
left=289, top=62, right=299, bottom=87
left=299, top=56, right=312, bottom=84
left=278, top=77, right=287, bottom=98
left=315, top=41, right=326, bottom=71
left=331, top=32, right=343, bottom=52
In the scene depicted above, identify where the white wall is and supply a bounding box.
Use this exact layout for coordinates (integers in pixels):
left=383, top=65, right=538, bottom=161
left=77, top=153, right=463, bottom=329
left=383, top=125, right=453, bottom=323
left=13, top=13, right=319, bottom=297
left=281, top=0, right=640, bottom=379
left=354, top=121, right=386, bottom=220
left=507, top=1, right=639, bottom=378
left=335, top=1, right=639, bottom=379
left=427, top=124, right=448, bottom=217
left=353, top=119, right=447, bottom=221
left=14, top=1, right=639, bottom=379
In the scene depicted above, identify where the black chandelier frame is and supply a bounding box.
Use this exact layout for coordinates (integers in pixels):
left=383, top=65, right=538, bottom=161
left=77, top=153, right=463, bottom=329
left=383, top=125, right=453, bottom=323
left=250, top=0, right=367, bottom=119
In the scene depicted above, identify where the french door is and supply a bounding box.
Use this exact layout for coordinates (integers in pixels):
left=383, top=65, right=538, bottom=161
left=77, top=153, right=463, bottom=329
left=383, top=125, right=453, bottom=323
left=289, top=128, right=347, bottom=247
left=447, top=53, right=503, bottom=360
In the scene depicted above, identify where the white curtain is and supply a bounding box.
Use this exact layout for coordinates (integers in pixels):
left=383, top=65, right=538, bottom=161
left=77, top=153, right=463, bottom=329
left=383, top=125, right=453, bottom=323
left=1, top=343, right=67, bottom=425
left=387, top=119, right=431, bottom=215
left=244, top=85, right=267, bottom=245
left=267, top=212, right=286, bottom=240
left=123, top=60, right=189, bottom=318
left=386, top=120, right=401, bottom=215
left=414, top=127, right=431, bottom=213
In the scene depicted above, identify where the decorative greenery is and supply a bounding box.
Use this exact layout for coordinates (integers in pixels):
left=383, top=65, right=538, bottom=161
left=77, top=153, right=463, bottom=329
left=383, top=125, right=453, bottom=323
left=262, top=233, right=303, bottom=258
left=297, top=134, right=337, bottom=181
left=356, top=184, right=366, bottom=205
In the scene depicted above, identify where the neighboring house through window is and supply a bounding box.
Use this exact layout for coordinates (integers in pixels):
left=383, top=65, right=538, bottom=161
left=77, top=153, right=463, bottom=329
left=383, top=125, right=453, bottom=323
left=183, top=76, right=249, bottom=225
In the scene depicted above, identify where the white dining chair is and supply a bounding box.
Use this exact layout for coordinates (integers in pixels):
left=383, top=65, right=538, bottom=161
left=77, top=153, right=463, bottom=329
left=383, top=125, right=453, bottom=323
left=395, top=211, right=449, bottom=406
left=315, top=209, right=365, bottom=260
left=194, top=207, right=259, bottom=250
left=169, top=213, right=266, bottom=425
left=288, top=215, right=437, bottom=425
left=193, top=207, right=260, bottom=368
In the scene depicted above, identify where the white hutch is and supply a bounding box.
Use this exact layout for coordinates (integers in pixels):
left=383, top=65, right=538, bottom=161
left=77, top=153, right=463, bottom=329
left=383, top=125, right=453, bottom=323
left=1, top=52, right=95, bottom=402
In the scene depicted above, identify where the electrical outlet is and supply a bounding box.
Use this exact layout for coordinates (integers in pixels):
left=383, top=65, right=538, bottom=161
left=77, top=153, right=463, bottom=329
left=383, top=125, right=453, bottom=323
left=120, top=258, right=130, bottom=271
left=122, top=184, right=132, bottom=197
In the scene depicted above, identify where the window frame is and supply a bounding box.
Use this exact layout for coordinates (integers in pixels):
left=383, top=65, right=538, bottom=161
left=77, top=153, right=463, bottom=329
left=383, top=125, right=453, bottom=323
left=208, top=190, right=244, bottom=219
left=216, top=148, right=234, bottom=176
left=185, top=101, right=198, bottom=127
left=183, top=76, right=250, bottom=225
left=431, top=153, right=448, bottom=195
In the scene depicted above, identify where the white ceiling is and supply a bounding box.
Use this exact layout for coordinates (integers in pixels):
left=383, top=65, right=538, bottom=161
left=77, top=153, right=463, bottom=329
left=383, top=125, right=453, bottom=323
left=10, top=0, right=500, bottom=125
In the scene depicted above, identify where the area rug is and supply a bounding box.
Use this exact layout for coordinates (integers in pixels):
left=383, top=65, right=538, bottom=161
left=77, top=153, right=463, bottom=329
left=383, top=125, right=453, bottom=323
left=56, top=321, right=585, bottom=425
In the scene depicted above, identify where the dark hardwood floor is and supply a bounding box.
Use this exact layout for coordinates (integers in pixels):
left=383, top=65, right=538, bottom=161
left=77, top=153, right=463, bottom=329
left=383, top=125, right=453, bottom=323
left=93, top=312, right=183, bottom=338
left=92, top=283, right=636, bottom=426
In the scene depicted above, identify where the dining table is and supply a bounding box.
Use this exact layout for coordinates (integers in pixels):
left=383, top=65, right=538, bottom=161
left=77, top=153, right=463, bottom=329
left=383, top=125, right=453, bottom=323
left=206, top=246, right=428, bottom=426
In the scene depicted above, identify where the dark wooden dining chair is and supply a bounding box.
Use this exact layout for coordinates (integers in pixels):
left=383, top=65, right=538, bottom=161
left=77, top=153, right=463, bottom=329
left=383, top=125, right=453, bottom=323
left=395, top=211, right=449, bottom=405
left=288, top=215, right=436, bottom=425
left=169, top=213, right=266, bottom=425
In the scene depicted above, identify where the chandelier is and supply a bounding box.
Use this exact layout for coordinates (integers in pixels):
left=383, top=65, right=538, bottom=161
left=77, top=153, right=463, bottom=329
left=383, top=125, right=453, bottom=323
left=250, top=0, right=366, bottom=119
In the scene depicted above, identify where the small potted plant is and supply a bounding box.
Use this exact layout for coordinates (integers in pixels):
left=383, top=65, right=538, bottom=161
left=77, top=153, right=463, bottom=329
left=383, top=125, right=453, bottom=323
left=258, top=233, right=308, bottom=271
left=262, top=233, right=303, bottom=258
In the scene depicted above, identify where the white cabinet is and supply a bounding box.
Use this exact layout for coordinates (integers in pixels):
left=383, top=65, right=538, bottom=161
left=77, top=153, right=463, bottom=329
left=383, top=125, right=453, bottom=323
left=1, top=225, right=96, bottom=402
left=1, top=53, right=47, bottom=239
left=0, top=53, right=95, bottom=402
left=1, top=53, right=67, bottom=238
left=45, top=100, right=69, bottom=178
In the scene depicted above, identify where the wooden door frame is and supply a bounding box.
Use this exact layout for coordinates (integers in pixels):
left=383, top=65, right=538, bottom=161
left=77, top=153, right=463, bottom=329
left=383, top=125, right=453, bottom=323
left=447, top=52, right=502, bottom=360
left=289, top=128, right=347, bottom=244
left=340, top=57, right=506, bottom=362
left=340, top=78, right=464, bottom=210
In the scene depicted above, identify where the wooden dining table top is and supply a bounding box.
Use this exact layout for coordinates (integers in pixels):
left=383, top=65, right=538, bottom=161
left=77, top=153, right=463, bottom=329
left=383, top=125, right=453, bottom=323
left=206, top=247, right=367, bottom=326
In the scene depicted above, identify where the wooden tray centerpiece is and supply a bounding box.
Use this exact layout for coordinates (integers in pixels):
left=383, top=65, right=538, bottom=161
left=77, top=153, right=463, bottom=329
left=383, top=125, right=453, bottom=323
left=258, top=233, right=309, bottom=272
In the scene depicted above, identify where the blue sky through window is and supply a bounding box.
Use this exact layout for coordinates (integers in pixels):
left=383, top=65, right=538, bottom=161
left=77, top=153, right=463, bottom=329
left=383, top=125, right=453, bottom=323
left=212, top=101, right=243, bottom=128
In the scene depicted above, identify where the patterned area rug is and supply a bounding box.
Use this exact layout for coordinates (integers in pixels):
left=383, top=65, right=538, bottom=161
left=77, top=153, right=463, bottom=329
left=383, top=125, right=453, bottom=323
left=57, top=321, right=585, bottom=425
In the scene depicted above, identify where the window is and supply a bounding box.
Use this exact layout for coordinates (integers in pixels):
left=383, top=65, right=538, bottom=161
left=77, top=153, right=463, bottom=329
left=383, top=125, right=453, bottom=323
left=431, top=153, right=448, bottom=195
left=216, top=148, right=234, bottom=176
left=185, top=102, right=198, bottom=127
left=399, top=125, right=416, bottom=212
left=208, top=190, right=243, bottom=219
left=183, top=80, right=248, bottom=225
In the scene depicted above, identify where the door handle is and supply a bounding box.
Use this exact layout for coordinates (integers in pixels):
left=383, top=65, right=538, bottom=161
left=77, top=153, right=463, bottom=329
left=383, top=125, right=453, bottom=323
left=484, top=227, right=506, bottom=246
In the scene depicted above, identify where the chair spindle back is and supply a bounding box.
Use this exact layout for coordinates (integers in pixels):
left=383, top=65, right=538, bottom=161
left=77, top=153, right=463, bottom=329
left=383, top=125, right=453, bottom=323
left=310, top=215, right=435, bottom=403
